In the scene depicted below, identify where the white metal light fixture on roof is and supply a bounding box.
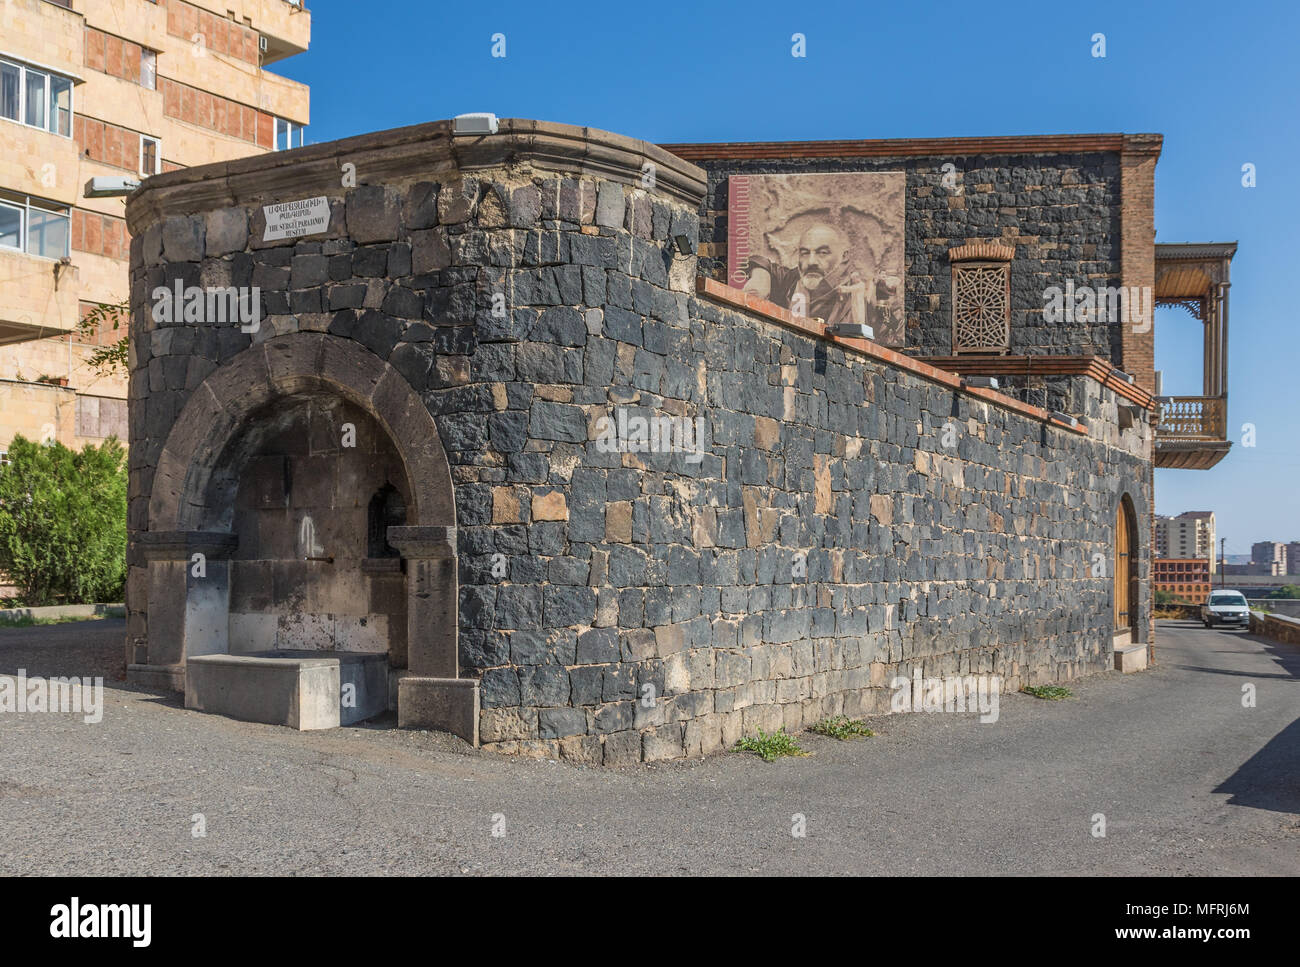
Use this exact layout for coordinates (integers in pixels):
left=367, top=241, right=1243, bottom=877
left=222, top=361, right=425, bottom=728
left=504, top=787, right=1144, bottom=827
left=826, top=322, right=873, bottom=340
left=84, top=176, right=141, bottom=197
left=962, top=376, right=999, bottom=390
left=453, top=113, right=499, bottom=135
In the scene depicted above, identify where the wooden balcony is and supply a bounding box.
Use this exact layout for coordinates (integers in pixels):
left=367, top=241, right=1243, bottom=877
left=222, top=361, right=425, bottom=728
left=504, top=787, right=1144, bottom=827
left=1156, top=395, right=1230, bottom=468
left=1158, top=396, right=1225, bottom=439
left=1154, top=243, right=1236, bottom=470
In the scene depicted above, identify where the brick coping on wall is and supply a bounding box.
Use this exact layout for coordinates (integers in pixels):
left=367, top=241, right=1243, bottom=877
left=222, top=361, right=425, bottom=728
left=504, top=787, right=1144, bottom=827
left=663, top=132, right=1162, bottom=162
left=695, top=276, right=1091, bottom=436
left=916, top=355, right=1154, bottom=409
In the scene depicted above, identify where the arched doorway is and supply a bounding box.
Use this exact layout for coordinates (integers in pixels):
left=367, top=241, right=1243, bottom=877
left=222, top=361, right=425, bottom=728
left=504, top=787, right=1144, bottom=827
left=1114, top=495, right=1139, bottom=638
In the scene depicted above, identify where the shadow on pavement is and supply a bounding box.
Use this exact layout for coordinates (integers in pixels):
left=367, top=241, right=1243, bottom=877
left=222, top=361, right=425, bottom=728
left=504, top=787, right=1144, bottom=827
left=1212, top=629, right=1300, bottom=815
left=1215, top=716, right=1300, bottom=815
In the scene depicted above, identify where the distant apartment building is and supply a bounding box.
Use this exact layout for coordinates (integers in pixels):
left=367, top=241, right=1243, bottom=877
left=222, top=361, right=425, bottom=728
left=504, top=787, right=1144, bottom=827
left=1251, top=541, right=1287, bottom=576
left=1154, top=510, right=1217, bottom=573
left=0, top=0, right=310, bottom=455
left=1287, top=542, right=1300, bottom=576
left=1154, top=558, right=1212, bottom=605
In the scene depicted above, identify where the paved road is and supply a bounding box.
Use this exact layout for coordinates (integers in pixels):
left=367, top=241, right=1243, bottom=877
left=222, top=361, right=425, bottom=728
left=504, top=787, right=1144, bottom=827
left=0, top=619, right=1295, bottom=875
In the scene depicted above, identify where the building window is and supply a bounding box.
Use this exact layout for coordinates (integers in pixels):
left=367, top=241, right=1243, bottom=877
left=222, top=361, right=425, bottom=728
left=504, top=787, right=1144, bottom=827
left=0, top=57, right=75, bottom=137
left=948, top=241, right=1015, bottom=354
left=274, top=117, right=305, bottom=151
left=952, top=262, right=1011, bottom=354
left=23, top=68, right=45, bottom=128
left=76, top=395, right=127, bottom=440
left=0, top=191, right=71, bottom=258
left=140, top=135, right=160, bottom=176
left=50, top=75, right=72, bottom=135
left=140, top=49, right=156, bottom=91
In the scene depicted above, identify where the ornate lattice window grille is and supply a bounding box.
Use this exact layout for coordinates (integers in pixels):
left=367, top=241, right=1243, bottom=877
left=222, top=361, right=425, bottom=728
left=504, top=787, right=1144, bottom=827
left=949, top=242, right=1014, bottom=354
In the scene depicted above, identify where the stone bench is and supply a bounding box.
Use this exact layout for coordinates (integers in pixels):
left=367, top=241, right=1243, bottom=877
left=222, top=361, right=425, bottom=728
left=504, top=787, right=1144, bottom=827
left=185, top=650, right=388, bottom=730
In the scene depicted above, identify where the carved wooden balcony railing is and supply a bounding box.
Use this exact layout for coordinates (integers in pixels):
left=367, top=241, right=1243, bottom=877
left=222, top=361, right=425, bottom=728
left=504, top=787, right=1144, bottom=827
left=1157, top=396, right=1226, bottom=441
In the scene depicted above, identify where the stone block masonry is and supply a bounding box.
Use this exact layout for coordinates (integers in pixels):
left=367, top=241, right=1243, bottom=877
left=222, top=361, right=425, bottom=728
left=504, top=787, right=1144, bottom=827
left=666, top=134, right=1159, bottom=385
left=125, top=119, right=1153, bottom=765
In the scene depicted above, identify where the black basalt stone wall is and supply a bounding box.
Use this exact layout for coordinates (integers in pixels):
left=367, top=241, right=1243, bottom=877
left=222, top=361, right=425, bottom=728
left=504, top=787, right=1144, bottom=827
left=689, top=152, right=1123, bottom=360
left=127, top=123, right=1152, bottom=766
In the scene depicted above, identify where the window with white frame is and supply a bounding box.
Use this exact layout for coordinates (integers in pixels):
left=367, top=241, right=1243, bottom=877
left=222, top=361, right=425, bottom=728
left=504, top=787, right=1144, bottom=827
left=140, top=135, right=160, bottom=176
left=0, top=190, right=71, bottom=259
left=140, top=49, right=156, bottom=91
left=274, top=117, right=305, bottom=151
left=0, top=57, right=74, bottom=137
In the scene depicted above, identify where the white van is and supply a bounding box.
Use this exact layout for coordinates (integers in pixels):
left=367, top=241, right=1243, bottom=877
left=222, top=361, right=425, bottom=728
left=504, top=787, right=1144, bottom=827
left=1200, top=590, right=1250, bottom=628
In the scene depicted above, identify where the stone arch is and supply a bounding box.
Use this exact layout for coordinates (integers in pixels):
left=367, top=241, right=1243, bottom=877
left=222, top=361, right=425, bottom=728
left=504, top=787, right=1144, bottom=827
left=149, top=333, right=453, bottom=533
left=1114, top=492, right=1139, bottom=636
left=141, top=334, right=465, bottom=732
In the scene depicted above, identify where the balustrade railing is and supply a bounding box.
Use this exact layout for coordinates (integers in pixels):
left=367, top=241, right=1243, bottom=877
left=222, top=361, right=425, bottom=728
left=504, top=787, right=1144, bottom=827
left=1156, top=396, right=1226, bottom=440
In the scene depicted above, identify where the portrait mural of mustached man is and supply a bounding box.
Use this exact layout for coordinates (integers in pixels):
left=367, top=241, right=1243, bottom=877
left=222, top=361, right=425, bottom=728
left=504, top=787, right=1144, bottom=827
left=726, top=172, right=906, bottom=345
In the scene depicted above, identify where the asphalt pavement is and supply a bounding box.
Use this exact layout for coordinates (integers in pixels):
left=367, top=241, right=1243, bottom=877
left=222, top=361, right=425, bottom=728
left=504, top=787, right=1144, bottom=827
left=0, top=618, right=1295, bottom=875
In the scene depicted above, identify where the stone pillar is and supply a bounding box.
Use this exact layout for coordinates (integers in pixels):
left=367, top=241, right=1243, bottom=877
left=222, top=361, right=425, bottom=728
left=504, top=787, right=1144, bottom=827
left=129, top=531, right=238, bottom=691
left=387, top=525, right=478, bottom=745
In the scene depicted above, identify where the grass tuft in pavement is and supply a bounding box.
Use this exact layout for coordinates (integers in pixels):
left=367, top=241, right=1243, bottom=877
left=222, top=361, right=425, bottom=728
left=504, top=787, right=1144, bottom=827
left=808, top=715, right=876, bottom=740
left=1021, top=684, right=1073, bottom=700
left=734, top=727, right=809, bottom=762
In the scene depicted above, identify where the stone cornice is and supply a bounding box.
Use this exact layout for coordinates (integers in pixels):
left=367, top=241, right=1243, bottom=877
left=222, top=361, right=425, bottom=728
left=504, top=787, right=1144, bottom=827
left=663, top=133, right=1161, bottom=162
left=126, top=118, right=708, bottom=235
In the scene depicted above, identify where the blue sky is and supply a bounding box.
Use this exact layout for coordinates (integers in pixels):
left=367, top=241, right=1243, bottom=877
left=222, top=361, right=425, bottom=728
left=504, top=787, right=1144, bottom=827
left=276, top=0, right=1298, bottom=553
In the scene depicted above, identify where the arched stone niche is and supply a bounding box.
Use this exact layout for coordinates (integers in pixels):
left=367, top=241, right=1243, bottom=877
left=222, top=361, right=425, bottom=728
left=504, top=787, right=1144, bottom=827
left=137, top=333, right=472, bottom=739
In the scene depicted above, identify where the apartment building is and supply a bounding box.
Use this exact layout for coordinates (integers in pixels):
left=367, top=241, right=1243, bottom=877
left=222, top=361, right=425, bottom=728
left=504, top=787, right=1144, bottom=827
left=1154, top=510, right=1217, bottom=573
left=0, top=0, right=309, bottom=454
left=1153, top=558, right=1213, bottom=605
left=1251, top=541, right=1287, bottom=576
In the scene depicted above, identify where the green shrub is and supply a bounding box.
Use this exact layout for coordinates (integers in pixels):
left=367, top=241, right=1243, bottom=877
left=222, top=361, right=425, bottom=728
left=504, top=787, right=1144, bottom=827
left=1021, top=684, right=1073, bottom=701
left=0, top=435, right=127, bottom=606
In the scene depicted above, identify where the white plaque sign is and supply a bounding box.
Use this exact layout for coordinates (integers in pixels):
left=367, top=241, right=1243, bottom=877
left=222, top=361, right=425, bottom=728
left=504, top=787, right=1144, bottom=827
left=262, top=196, right=331, bottom=241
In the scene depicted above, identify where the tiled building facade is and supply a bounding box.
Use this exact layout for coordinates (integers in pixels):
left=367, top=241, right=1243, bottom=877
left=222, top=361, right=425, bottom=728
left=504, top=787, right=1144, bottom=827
left=0, top=0, right=309, bottom=456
